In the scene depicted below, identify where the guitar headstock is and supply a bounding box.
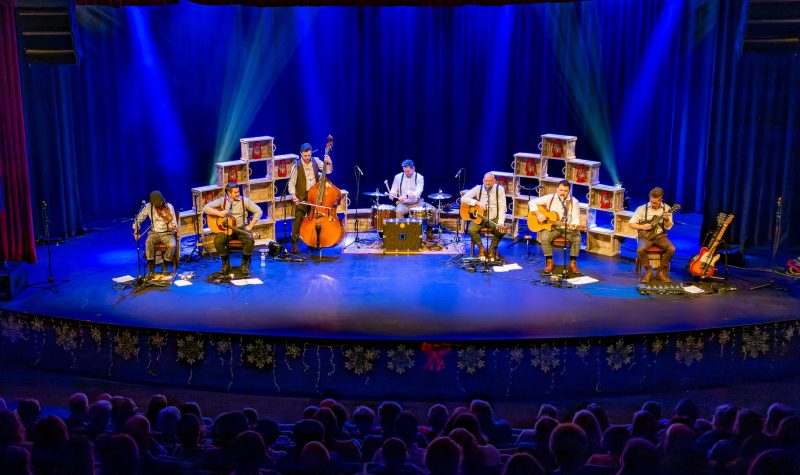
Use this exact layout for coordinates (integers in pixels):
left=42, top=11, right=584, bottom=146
left=669, top=203, right=681, bottom=214
left=716, top=212, right=729, bottom=226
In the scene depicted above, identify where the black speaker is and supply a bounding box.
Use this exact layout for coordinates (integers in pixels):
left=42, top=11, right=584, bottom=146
left=0, top=262, right=28, bottom=301
left=15, top=0, right=80, bottom=65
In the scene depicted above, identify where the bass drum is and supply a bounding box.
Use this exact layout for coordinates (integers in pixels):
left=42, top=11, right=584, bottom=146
left=371, top=205, right=396, bottom=231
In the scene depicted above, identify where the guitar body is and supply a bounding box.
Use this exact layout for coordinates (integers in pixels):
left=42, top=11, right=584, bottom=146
left=208, top=214, right=237, bottom=235
left=459, top=203, right=506, bottom=233
left=689, top=247, right=721, bottom=277
left=527, top=205, right=560, bottom=233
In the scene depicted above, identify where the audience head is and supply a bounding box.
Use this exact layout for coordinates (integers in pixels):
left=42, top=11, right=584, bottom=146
left=765, top=403, right=793, bottom=436
left=100, top=433, right=140, bottom=475
left=352, top=405, right=375, bottom=434
left=1, top=444, right=32, bottom=475
left=144, top=394, right=167, bottom=427
left=0, top=409, right=26, bottom=445
left=378, top=401, right=403, bottom=436
left=602, top=425, right=630, bottom=457
left=302, top=405, right=319, bottom=419
left=110, top=397, right=137, bottom=433
left=68, top=393, right=89, bottom=418
left=587, top=402, right=611, bottom=431
left=428, top=404, right=449, bottom=433
left=572, top=409, right=602, bottom=450
left=65, top=436, right=95, bottom=475
left=176, top=413, right=201, bottom=447
left=674, top=398, right=699, bottom=426
left=312, top=407, right=338, bottom=445
left=86, top=399, right=112, bottom=437
left=211, top=411, right=249, bottom=447
left=641, top=400, right=663, bottom=421
left=549, top=422, right=589, bottom=470
left=619, top=437, right=659, bottom=475
left=395, top=411, right=420, bottom=445
left=242, top=407, right=258, bottom=427
left=630, top=410, right=658, bottom=442
left=34, top=415, right=69, bottom=450
left=451, top=412, right=487, bottom=445
left=299, top=440, right=331, bottom=474
left=747, top=448, right=799, bottom=475
left=231, top=430, right=266, bottom=472
left=179, top=401, right=203, bottom=420
left=735, top=408, right=765, bottom=439
left=156, top=406, right=181, bottom=436
left=425, top=436, right=462, bottom=475
left=123, top=414, right=152, bottom=452
left=293, top=419, right=325, bottom=450
left=254, top=418, right=280, bottom=446
left=712, top=403, right=739, bottom=433
left=502, top=452, right=544, bottom=475
left=382, top=437, right=408, bottom=467
left=536, top=403, right=558, bottom=421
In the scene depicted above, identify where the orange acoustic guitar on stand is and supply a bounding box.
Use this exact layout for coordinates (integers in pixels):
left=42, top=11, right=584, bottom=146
left=689, top=213, right=734, bottom=278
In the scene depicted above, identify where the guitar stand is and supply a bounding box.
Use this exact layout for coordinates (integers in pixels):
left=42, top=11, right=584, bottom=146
left=700, top=239, right=739, bottom=293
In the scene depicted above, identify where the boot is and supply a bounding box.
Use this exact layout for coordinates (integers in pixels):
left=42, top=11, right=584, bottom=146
left=290, top=241, right=300, bottom=254
left=655, top=265, right=671, bottom=283
left=544, top=257, right=554, bottom=273
left=488, top=244, right=499, bottom=261
left=476, top=243, right=486, bottom=259
left=146, top=259, right=155, bottom=277
left=240, top=255, right=251, bottom=276
left=641, top=265, right=653, bottom=284
left=221, top=255, right=231, bottom=275
left=568, top=259, right=580, bottom=275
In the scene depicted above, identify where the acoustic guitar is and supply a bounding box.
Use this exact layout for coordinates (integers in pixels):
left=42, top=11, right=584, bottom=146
left=527, top=205, right=586, bottom=233
left=207, top=213, right=253, bottom=238
left=688, top=213, right=734, bottom=278
left=637, top=204, right=681, bottom=241
left=460, top=203, right=507, bottom=234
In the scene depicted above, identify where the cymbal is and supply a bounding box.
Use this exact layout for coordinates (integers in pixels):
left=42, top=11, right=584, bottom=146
left=363, top=191, right=389, bottom=197
left=428, top=192, right=452, bottom=200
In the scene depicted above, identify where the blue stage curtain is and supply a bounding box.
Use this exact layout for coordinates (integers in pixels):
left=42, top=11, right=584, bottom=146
left=17, top=1, right=737, bottom=240
left=702, top=1, right=800, bottom=249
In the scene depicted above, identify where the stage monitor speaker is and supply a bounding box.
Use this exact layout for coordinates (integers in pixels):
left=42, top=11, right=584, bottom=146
left=0, top=262, right=28, bottom=301
left=382, top=218, right=422, bottom=254
left=15, top=0, right=81, bottom=65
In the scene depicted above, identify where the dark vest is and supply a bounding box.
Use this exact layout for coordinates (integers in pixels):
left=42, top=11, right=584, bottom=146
left=295, top=159, right=321, bottom=201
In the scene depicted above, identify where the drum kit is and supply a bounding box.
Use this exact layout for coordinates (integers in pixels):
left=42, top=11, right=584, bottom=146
left=363, top=190, right=454, bottom=240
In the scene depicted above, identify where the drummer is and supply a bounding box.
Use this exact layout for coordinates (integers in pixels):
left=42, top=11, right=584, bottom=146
left=389, top=159, right=425, bottom=218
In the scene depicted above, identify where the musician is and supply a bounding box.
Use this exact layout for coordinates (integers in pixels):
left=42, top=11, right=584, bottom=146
left=288, top=142, right=333, bottom=254
left=629, top=187, right=675, bottom=283
left=529, top=180, right=582, bottom=274
left=462, top=173, right=507, bottom=260
left=133, top=190, right=178, bottom=276
left=389, top=159, right=425, bottom=218
left=203, top=183, right=262, bottom=276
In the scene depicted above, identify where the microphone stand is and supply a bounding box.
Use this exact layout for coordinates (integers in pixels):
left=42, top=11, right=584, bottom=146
left=30, top=201, right=69, bottom=292
left=344, top=166, right=362, bottom=249
left=278, top=161, right=297, bottom=254
left=560, top=197, right=570, bottom=281
left=750, top=196, right=787, bottom=291
left=184, top=194, right=202, bottom=262
left=454, top=169, right=464, bottom=245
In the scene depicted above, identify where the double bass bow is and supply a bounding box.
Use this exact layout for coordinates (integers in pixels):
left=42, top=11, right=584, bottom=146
left=298, top=135, right=345, bottom=249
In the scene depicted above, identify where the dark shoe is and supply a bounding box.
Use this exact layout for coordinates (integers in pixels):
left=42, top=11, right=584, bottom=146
left=146, top=260, right=155, bottom=277
left=655, top=266, right=671, bottom=283
left=544, top=258, right=554, bottom=273
left=568, top=259, right=580, bottom=275
left=290, top=243, right=300, bottom=254
left=221, top=256, right=231, bottom=275
left=641, top=266, right=653, bottom=284
left=241, top=255, right=251, bottom=276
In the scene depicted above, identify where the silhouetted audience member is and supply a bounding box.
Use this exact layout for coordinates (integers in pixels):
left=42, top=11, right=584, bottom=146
left=154, top=406, right=181, bottom=452
left=537, top=404, right=559, bottom=421
left=172, top=413, right=206, bottom=461
left=231, top=430, right=269, bottom=474
left=86, top=400, right=112, bottom=439
left=746, top=448, right=800, bottom=475
left=502, top=452, right=545, bottom=475
left=144, top=394, right=167, bottom=429
left=549, top=422, right=590, bottom=474
left=369, top=437, right=425, bottom=475
left=449, top=427, right=493, bottom=475
left=64, top=435, right=95, bottom=475
left=302, top=405, right=319, bottom=419
left=99, top=433, right=140, bottom=475
left=110, top=397, right=137, bottom=434
left=242, top=407, right=259, bottom=428
left=254, top=418, right=287, bottom=462
left=1, top=444, right=33, bottom=475
left=201, top=410, right=249, bottom=473
left=618, top=438, right=659, bottom=475
left=299, top=440, right=334, bottom=475
left=516, top=415, right=558, bottom=472
left=695, top=404, right=738, bottom=455
left=573, top=409, right=604, bottom=455
left=353, top=405, right=380, bottom=439
left=587, top=425, right=630, bottom=471
left=660, top=423, right=707, bottom=475
left=31, top=415, right=69, bottom=475
left=630, top=410, right=658, bottom=444
left=16, top=399, right=41, bottom=442
left=470, top=399, right=513, bottom=448
left=425, top=436, right=461, bottom=475
left=764, top=403, right=793, bottom=436
left=66, top=392, right=90, bottom=435
left=378, top=401, right=404, bottom=439
left=419, top=404, right=448, bottom=442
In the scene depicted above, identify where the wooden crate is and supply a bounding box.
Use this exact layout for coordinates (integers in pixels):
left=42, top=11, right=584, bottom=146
left=589, top=184, right=625, bottom=211
left=338, top=189, right=350, bottom=214
left=344, top=209, right=373, bottom=233
left=538, top=177, right=563, bottom=196
left=513, top=153, right=546, bottom=178
left=513, top=195, right=531, bottom=218
left=586, top=227, right=621, bottom=256
left=240, top=136, right=274, bottom=161
left=245, top=177, right=275, bottom=203
left=268, top=154, right=298, bottom=180
left=580, top=203, right=592, bottom=229
left=215, top=160, right=251, bottom=186
left=178, top=210, right=200, bottom=238
left=191, top=184, right=224, bottom=209
left=613, top=210, right=638, bottom=239
left=439, top=210, right=467, bottom=234
left=491, top=171, right=515, bottom=197
left=251, top=219, right=275, bottom=245
left=272, top=196, right=295, bottom=222
left=540, top=133, right=577, bottom=159
left=566, top=159, right=601, bottom=185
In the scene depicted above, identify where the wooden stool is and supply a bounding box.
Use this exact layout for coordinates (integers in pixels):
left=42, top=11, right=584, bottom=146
left=635, top=245, right=667, bottom=278
left=552, top=236, right=570, bottom=250
left=153, top=242, right=179, bottom=274
left=470, top=227, right=495, bottom=258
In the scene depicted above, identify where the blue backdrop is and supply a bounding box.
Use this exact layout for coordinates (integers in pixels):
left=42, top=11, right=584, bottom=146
left=21, top=1, right=777, bottom=245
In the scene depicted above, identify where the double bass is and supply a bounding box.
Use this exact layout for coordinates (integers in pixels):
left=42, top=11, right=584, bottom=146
left=299, top=135, right=345, bottom=249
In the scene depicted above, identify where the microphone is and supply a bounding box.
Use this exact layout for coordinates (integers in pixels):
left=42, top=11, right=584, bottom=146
left=355, top=165, right=364, bottom=176
left=41, top=200, right=47, bottom=209
left=777, top=196, right=783, bottom=207
left=454, top=168, right=464, bottom=179
left=142, top=200, right=146, bottom=206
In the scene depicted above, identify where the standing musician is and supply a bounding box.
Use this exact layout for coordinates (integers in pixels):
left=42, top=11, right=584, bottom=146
left=529, top=180, right=582, bottom=274
left=203, top=183, right=262, bottom=276
left=133, top=190, right=178, bottom=276
left=389, top=159, right=425, bottom=218
left=288, top=142, right=333, bottom=254
left=629, top=187, right=675, bottom=283
left=462, top=173, right=507, bottom=260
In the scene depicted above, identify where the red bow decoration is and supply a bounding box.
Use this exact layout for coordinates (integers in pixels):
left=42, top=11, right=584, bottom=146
left=422, top=342, right=451, bottom=372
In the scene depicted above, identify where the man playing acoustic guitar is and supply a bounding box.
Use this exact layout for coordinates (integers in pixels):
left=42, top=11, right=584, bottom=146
left=461, top=173, right=507, bottom=260
left=629, top=187, right=675, bottom=283
left=529, top=180, right=583, bottom=274
left=203, top=183, right=263, bottom=276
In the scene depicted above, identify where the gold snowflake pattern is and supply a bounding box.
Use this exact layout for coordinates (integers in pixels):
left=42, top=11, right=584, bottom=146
left=510, top=347, right=524, bottom=363
left=89, top=326, right=103, bottom=346
left=717, top=330, right=732, bottom=353
left=55, top=323, right=79, bottom=352
left=176, top=335, right=205, bottom=365
left=530, top=345, right=561, bottom=373
left=784, top=325, right=796, bottom=342
left=457, top=346, right=486, bottom=375
left=344, top=346, right=380, bottom=375
left=651, top=337, right=665, bottom=355
left=576, top=342, right=591, bottom=359
left=606, top=339, right=634, bottom=371
left=114, top=330, right=140, bottom=360
left=1, top=314, right=25, bottom=343
left=742, top=327, right=770, bottom=359
left=149, top=333, right=166, bottom=349
left=285, top=343, right=301, bottom=359
left=244, top=340, right=275, bottom=370
left=216, top=340, right=231, bottom=356
left=387, top=345, right=415, bottom=374
left=675, top=336, right=704, bottom=366
left=29, top=317, right=45, bottom=332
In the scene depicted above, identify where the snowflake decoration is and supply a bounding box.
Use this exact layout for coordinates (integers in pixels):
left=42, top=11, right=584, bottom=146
left=55, top=323, right=79, bottom=352
left=29, top=317, right=45, bottom=332
left=576, top=342, right=591, bottom=359
left=457, top=346, right=486, bottom=375
left=114, top=330, right=140, bottom=361
left=176, top=335, right=205, bottom=365
left=606, top=339, right=634, bottom=371
left=742, top=327, right=770, bottom=359
left=717, top=330, right=731, bottom=350
left=387, top=345, right=415, bottom=374
left=1, top=314, right=25, bottom=343
left=675, top=336, right=704, bottom=366
left=285, top=343, right=301, bottom=359
left=344, top=346, right=380, bottom=375
left=216, top=340, right=231, bottom=356
left=651, top=337, right=665, bottom=355
left=149, top=333, right=166, bottom=349
left=509, top=347, right=524, bottom=363
left=244, top=340, right=275, bottom=370
left=89, top=326, right=103, bottom=346
left=530, top=345, right=561, bottom=373
left=784, top=325, right=796, bottom=342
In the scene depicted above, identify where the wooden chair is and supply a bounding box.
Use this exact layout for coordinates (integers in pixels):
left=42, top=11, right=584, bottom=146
left=635, top=244, right=667, bottom=278
left=153, top=238, right=179, bottom=274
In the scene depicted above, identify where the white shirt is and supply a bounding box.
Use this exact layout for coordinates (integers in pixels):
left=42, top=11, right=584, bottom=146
left=462, top=184, right=507, bottom=224
left=390, top=172, right=424, bottom=203
left=287, top=157, right=326, bottom=196
left=632, top=202, right=673, bottom=232
left=530, top=193, right=581, bottom=227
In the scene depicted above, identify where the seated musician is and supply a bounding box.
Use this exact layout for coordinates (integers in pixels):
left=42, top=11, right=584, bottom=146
left=133, top=190, right=177, bottom=276
left=462, top=173, right=507, bottom=260
left=629, top=187, right=675, bottom=283
left=389, top=159, right=425, bottom=218
left=287, top=142, right=333, bottom=254
left=529, top=180, right=582, bottom=274
left=203, top=183, right=262, bottom=276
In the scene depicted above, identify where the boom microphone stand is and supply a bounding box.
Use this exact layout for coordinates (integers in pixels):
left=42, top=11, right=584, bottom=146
left=750, top=196, right=787, bottom=291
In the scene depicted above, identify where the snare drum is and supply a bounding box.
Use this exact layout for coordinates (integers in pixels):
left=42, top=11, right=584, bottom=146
left=409, top=203, right=437, bottom=225
left=371, top=205, right=396, bottom=231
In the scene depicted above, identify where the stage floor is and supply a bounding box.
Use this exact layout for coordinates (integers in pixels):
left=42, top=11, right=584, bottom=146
left=3, top=215, right=798, bottom=341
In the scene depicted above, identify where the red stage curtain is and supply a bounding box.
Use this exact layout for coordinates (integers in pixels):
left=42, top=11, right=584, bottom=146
left=0, top=3, right=36, bottom=263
